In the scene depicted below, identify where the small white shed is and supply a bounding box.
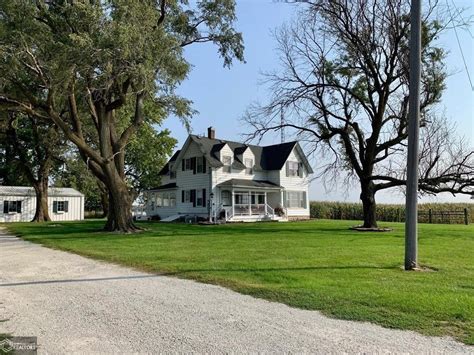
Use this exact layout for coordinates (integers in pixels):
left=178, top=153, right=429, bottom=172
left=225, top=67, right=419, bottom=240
left=0, top=186, right=84, bottom=223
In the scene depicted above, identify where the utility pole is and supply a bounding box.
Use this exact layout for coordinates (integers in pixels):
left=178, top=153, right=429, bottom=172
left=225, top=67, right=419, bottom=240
left=405, top=0, right=421, bottom=270
left=280, top=107, right=285, bottom=143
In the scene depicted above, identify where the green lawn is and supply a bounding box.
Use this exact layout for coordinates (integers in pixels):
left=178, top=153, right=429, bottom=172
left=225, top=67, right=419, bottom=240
left=5, top=219, right=474, bottom=344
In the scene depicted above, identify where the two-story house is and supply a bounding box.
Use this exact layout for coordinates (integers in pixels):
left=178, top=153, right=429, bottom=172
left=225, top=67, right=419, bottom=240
left=144, top=127, right=313, bottom=222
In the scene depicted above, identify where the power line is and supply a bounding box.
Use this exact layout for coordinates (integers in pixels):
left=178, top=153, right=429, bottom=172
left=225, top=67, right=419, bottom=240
left=447, top=0, right=474, bottom=91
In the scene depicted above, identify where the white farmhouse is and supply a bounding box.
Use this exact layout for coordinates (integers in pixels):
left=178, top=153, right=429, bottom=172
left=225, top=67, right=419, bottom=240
left=144, top=127, right=313, bottom=222
left=0, top=186, right=84, bottom=222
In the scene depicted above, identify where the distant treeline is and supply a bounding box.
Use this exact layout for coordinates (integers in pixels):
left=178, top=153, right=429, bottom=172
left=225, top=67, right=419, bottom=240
left=310, top=201, right=473, bottom=224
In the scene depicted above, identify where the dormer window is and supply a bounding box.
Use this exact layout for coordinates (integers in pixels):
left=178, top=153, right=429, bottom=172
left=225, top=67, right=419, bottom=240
left=244, top=158, right=253, bottom=175
left=169, top=163, right=176, bottom=179
left=222, top=156, right=232, bottom=173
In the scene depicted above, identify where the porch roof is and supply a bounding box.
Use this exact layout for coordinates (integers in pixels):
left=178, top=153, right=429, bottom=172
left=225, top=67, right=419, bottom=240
left=217, top=179, right=282, bottom=190
left=146, top=183, right=177, bottom=191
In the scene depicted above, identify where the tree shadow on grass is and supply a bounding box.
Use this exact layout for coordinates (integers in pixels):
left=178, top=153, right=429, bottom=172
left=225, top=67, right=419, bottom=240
left=0, top=265, right=400, bottom=287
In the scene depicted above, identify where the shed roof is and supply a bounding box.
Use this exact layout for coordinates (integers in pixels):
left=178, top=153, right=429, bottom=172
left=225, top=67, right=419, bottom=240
left=0, top=186, right=84, bottom=197
left=217, top=179, right=282, bottom=190
left=145, top=183, right=178, bottom=191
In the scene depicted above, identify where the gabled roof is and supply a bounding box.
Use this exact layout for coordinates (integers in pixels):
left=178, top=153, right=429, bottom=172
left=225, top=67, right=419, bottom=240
left=166, top=134, right=313, bottom=174
left=0, top=186, right=84, bottom=197
left=158, top=150, right=181, bottom=176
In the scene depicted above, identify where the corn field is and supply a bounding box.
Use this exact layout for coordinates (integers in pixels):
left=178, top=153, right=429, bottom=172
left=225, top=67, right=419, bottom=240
left=310, top=201, right=473, bottom=224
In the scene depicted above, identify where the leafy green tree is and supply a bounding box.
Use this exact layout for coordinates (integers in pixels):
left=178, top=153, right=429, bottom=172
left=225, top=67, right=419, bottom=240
left=54, top=155, right=106, bottom=213
left=0, top=112, right=65, bottom=221
left=0, top=0, right=244, bottom=232
left=126, top=125, right=177, bottom=195
left=55, top=126, right=176, bottom=215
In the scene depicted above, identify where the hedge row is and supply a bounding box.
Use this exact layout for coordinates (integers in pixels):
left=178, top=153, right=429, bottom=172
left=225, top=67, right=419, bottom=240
left=310, top=201, right=474, bottom=224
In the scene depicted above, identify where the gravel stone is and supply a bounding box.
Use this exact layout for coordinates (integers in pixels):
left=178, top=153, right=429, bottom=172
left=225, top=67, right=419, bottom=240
left=0, top=229, right=472, bottom=354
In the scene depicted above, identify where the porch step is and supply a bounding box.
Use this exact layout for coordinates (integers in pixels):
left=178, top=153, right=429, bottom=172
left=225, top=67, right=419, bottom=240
left=160, top=214, right=182, bottom=222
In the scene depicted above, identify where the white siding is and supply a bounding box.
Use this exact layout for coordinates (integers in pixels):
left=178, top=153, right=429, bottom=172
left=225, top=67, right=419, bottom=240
left=49, top=196, right=85, bottom=222
left=0, top=195, right=84, bottom=222
left=177, top=141, right=210, bottom=216
left=146, top=138, right=312, bottom=220
left=278, top=148, right=310, bottom=217
left=146, top=141, right=211, bottom=218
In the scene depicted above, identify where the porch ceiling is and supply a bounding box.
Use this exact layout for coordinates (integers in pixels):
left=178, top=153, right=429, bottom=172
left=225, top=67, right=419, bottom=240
left=217, top=179, right=282, bottom=190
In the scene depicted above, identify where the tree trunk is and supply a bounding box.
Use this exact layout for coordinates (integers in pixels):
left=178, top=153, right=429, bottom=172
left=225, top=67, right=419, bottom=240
left=32, top=180, right=51, bottom=222
left=102, top=171, right=139, bottom=232
left=360, top=181, right=378, bottom=228
left=97, top=182, right=109, bottom=218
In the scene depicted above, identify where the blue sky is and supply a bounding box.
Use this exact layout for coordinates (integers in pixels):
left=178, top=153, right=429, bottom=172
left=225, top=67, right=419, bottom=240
left=161, top=0, right=474, bottom=203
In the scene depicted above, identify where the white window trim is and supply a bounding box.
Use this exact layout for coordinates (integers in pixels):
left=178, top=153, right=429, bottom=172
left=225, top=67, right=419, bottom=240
left=222, top=155, right=232, bottom=173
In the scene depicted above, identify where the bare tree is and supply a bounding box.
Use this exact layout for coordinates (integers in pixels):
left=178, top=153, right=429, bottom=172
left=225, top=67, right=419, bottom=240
left=244, top=0, right=473, bottom=228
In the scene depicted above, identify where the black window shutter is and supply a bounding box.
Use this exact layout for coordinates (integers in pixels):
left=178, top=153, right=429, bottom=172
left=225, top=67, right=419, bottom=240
left=202, top=189, right=206, bottom=207
left=64, top=201, right=69, bottom=212
left=3, top=201, right=8, bottom=214
left=181, top=190, right=185, bottom=203
left=191, top=189, right=196, bottom=207
left=16, top=200, right=22, bottom=213
left=192, top=157, right=197, bottom=174
left=202, top=157, right=206, bottom=174
left=53, top=201, right=58, bottom=213
left=182, top=159, right=185, bottom=171
left=298, top=163, right=303, bottom=177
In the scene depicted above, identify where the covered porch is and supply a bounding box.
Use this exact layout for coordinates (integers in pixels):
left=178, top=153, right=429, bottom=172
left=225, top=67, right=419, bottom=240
left=216, top=179, right=287, bottom=222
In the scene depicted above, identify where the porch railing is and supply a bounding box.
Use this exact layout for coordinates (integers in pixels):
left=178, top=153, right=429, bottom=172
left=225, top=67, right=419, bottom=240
left=220, top=204, right=280, bottom=221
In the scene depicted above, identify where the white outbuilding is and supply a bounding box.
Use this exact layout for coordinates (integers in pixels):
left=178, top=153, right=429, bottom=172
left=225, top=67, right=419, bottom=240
left=0, top=186, right=84, bottom=222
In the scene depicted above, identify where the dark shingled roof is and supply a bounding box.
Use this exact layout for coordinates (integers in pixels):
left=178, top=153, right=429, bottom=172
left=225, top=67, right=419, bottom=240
left=189, top=135, right=298, bottom=171
left=217, top=179, right=282, bottom=189
left=146, top=183, right=177, bottom=191
left=158, top=150, right=181, bottom=176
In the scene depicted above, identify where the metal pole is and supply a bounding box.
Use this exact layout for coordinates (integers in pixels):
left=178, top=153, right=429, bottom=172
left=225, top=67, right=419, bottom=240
left=405, top=0, right=421, bottom=270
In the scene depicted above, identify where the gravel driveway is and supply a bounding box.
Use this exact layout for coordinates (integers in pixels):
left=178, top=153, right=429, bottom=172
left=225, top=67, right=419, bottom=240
left=0, top=229, right=471, bottom=354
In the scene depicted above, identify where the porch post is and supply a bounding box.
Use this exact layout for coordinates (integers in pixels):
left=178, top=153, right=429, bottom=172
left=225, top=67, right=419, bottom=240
left=232, top=189, right=235, bottom=217
left=248, top=190, right=251, bottom=216
left=264, top=192, right=267, bottom=215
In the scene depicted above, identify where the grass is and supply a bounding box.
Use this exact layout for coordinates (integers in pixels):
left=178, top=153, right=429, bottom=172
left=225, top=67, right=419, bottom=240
left=4, top=219, right=474, bottom=344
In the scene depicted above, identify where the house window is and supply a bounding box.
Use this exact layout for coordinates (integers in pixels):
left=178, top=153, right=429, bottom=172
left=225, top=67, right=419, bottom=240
left=251, top=193, right=265, bottom=205
left=234, top=192, right=249, bottom=205
left=222, top=156, right=232, bottom=173
left=3, top=200, right=22, bottom=214
left=244, top=158, right=253, bottom=175
left=185, top=158, right=192, bottom=170
left=197, top=189, right=203, bottom=206
left=156, top=193, right=163, bottom=207
left=221, top=190, right=231, bottom=206
left=285, top=191, right=307, bottom=208
left=163, top=192, right=170, bottom=207
left=185, top=190, right=191, bottom=203
left=286, top=161, right=301, bottom=177
left=170, top=192, right=176, bottom=207
left=197, top=157, right=204, bottom=173
left=169, top=163, right=176, bottom=179
left=53, top=200, right=69, bottom=213
left=57, top=201, right=65, bottom=212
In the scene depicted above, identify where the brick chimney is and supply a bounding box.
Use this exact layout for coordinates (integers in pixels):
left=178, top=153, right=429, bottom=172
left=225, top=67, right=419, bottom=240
left=207, top=126, right=215, bottom=139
